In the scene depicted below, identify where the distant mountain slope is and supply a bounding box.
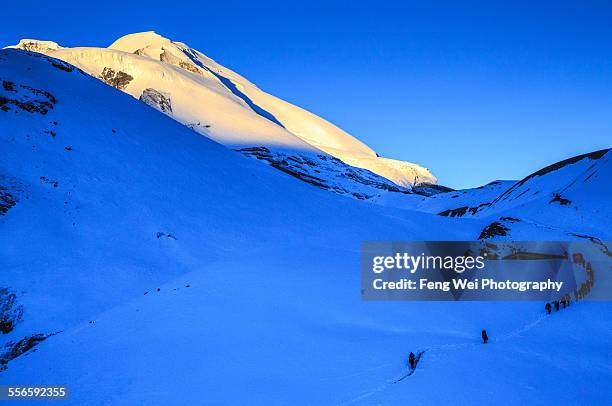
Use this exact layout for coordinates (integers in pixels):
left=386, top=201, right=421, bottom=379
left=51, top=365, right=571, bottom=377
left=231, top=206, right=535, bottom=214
left=7, top=32, right=436, bottom=191
left=475, top=148, right=612, bottom=239
left=426, top=149, right=611, bottom=240
left=415, top=180, right=516, bottom=216
left=484, top=149, right=609, bottom=213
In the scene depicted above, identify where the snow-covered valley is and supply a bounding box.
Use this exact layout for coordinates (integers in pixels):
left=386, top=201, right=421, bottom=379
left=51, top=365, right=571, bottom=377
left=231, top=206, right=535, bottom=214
left=0, top=38, right=611, bottom=405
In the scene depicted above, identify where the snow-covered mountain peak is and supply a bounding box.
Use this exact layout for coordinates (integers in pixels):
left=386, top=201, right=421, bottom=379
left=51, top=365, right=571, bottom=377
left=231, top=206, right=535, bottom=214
left=7, top=39, right=62, bottom=53
left=6, top=32, right=437, bottom=192
left=108, top=32, right=380, bottom=155
left=108, top=31, right=181, bottom=60
left=109, top=31, right=177, bottom=50
left=109, top=31, right=167, bottom=49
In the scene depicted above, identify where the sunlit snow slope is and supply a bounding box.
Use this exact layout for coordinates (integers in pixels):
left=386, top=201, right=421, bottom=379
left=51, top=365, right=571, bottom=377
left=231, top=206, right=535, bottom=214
left=8, top=32, right=436, bottom=190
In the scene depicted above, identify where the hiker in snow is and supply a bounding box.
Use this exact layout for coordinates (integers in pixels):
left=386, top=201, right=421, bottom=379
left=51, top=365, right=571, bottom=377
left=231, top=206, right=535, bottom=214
left=545, top=303, right=552, bottom=314
left=554, top=301, right=560, bottom=311
left=481, top=329, right=488, bottom=344
left=409, top=352, right=416, bottom=370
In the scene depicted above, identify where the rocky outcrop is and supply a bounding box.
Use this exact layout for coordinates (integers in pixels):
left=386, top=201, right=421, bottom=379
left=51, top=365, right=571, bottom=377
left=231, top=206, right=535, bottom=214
left=0, top=288, right=23, bottom=335
left=550, top=193, right=571, bottom=206
left=0, top=189, right=16, bottom=216
left=100, top=67, right=133, bottom=90
left=478, top=221, right=511, bottom=240
left=0, top=332, right=58, bottom=372
left=439, top=202, right=490, bottom=218
left=413, top=182, right=454, bottom=197
left=160, top=48, right=201, bottom=74
left=236, top=146, right=415, bottom=200
left=10, top=39, right=62, bottom=53
left=0, top=80, right=56, bottom=114
left=139, top=88, right=172, bottom=113
left=0, top=176, right=21, bottom=216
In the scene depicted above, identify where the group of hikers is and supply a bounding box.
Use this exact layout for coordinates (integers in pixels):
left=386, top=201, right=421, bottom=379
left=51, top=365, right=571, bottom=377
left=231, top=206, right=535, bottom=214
left=407, top=329, right=489, bottom=371
left=575, top=264, right=595, bottom=300
left=544, top=252, right=596, bottom=315
left=405, top=253, right=598, bottom=377
left=545, top=296, right=571, bottom=314
left=572, top=253, right=595, bottom=300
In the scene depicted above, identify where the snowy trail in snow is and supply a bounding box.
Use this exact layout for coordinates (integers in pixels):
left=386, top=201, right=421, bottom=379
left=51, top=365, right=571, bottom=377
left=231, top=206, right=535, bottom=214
left=338, top=240, right=605, bottom=405
left=341, top=253, right=603, bottom=405
left=337, top=311, right=547, bottom=406
left=337, top=362, right=394, bottom=379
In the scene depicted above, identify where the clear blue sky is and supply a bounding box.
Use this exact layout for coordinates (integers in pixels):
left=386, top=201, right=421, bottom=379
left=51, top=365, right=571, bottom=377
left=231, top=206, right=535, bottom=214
left=2, top=0, right=611, bottom=188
